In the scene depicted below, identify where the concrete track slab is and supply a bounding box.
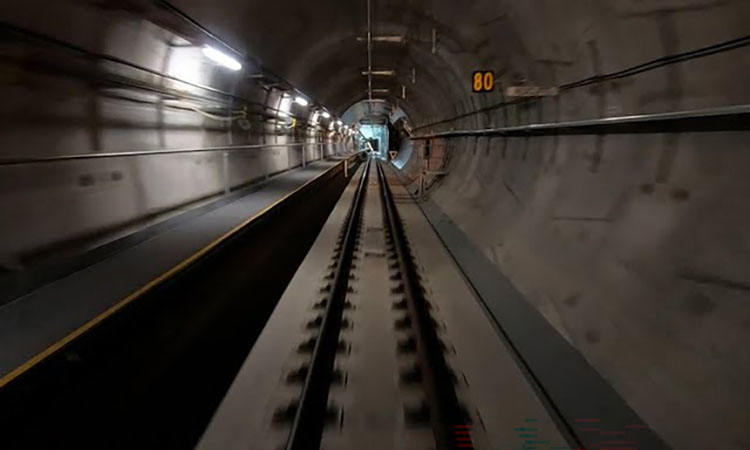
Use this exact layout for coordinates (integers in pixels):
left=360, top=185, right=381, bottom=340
left=387, top=172, right=567, bottom=450
left=320, top=163, right=433, bottom=450
left=197, top=164, right=364, bottom=450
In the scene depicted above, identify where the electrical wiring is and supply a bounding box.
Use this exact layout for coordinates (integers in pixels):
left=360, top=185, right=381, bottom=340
left=185, top=105, right=246, bottom=122
left=413, top=34, right=750, bottom=132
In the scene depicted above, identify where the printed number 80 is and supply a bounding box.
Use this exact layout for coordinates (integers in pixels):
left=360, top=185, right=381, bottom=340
left=473, top=71, right=494, bottom=92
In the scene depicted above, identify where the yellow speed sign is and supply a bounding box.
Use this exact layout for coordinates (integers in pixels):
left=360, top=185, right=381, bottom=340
left=472, top=71, right=495, bottom=93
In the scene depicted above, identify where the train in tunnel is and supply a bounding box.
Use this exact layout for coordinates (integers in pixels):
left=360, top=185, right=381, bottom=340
left=0, top=1, right=748, bottom=449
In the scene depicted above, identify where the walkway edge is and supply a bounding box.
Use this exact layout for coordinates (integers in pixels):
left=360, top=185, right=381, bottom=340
left=387, top=163, right=672, bottom=450
left=0, top=156, right=359, bottom=389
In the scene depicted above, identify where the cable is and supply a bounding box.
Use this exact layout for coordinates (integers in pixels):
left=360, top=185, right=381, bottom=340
left=184, top=105, right=246, bottom=122
left=560, top=35, right=750, bottom=90
left=154, top=0, right=324, bottom=108
left=154, top=0, right=245, bottom=57
left=413, top=34, right=750, bottom=132
left=0, top=21, right=310, bottom=124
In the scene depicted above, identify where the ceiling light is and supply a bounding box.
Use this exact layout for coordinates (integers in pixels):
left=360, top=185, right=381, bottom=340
left=322, top=111, right=331, bottom=119
left=361, top=70, right=396, bottom=76
left=294, top=96, right=309, bottom=107
left=336, top=120, right=343, bottom=126
left=356, top=35, right=407, bottom=44
left=202, top=46, right=242, bottom=71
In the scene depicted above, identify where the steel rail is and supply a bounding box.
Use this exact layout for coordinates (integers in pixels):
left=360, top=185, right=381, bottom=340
left=375, top=160, right=469, bottom=450
left=383, top=161, right=669, bottom=450
left=411, top=103, right=750, bottom=139
left=0, top=154, right=366, bottom=449
left=284, top=158, right=371, bottom=450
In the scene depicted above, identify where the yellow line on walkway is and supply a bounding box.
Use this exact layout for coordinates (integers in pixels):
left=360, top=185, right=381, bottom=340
left=0, top=160, right=352, bottom=388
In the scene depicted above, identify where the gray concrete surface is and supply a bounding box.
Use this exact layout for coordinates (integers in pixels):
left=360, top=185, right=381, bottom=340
left=421, top=129, right=750, bottom=450
left=0, top=161, right=335, bottom=379
left=197, top=164, right=365, bottom=450
left=320, top=163, right=434, bottom=450
left=389, top=172, right=567, bottom=450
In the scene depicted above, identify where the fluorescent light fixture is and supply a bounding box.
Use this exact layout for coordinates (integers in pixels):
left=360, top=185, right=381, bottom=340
left=167, top=48, right=204, bottom=88
left=202, top=46, right=242, bottom=71
left=356, top=35, right=407, bottom=44
left=322, top=111, right=331, bottom=119
left=361, top=70, right=396, bottom=76
left=294, top=96, right=309, bottom=107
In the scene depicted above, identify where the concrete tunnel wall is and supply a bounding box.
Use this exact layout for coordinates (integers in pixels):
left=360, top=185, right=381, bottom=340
left=0, top=0, right=748, bottom=449
left=0, top=1, right=355, bottom=267
left=416, top=130, right=750, bottom=450
left=401, top=8, right=750, bottom=450
left=178, top=1, right=749, bottom=448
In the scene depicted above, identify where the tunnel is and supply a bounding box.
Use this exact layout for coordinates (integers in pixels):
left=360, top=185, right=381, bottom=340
left=0, top=1, right=748, bottom=449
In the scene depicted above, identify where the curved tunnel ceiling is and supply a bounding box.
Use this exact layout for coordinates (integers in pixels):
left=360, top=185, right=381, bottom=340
left=169, top=0, right=749, bottom=132
left=168, top=0, right=552, bottom=126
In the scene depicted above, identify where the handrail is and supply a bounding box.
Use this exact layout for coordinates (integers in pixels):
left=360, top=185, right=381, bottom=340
left=0, top=142, right=335, bottom=166
left=412, top=103, right=750, bottom=139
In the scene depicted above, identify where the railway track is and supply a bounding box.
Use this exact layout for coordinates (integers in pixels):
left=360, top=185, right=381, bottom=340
left=2, top=153, right=580, bottom=450
left=376, top=160, right=472, bottom=449
left=284, top=158, right=372, bottom=449
left=196, top=158, right=656, bottom=450
left=0, top=155, right=365, bottom=450
left=277, top=158, right=472, bottom=450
